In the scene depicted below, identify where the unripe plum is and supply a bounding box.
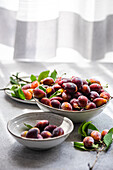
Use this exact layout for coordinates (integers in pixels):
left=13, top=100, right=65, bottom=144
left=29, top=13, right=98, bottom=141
left=62, top=82, right=77, bottom=93
left=52, top=127, right=64, bottom=137
left=91, top=130, right=101, bottom=141
left=22, top=89, right=33, bottom=100
left=44, top=125, right=57, bottom=133
left=26, top=128, right=38, bottom=139
left=40, top=98, right=51, bottom=106
left=35, top=120, right=49, bottom=131
left=31, top=81, right=39, bottom=89
left=93, top=98, right=107, bottom=107
left=61, top=102, right=72, bottom=110
left=51, top=100, right=61, bottom=109
left=41, top=131, right=52, bottom=138
left=78, top=95, right=88, bottom=107
left=101, top=129, right=109, bottom=138
left=83, top=136, right=94, bottom=148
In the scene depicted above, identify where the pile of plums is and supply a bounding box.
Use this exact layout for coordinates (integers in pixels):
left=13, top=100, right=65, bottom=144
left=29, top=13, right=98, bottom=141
left=21, top=120, right=64, bottom=139
left=22, top=76, right=111, bottom=111
left=83, top=129, right=109, bottom=148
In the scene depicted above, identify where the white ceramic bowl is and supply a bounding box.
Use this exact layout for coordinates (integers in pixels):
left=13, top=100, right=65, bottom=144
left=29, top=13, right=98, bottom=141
left=34, top=98, right=110, bottom=123
left=7, top=111, right=74, bottom=150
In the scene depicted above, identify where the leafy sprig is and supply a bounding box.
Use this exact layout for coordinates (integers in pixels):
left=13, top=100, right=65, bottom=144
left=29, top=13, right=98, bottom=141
left=74, top=121, right=113, bottom=170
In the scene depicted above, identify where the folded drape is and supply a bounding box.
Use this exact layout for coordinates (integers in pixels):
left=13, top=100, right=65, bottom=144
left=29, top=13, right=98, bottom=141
left=0, top=0, right=113, bottom=61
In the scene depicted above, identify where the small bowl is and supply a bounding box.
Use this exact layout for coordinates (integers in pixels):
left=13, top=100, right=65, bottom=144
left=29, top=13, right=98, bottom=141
left=7, top=111, right=74, bottom=150
left=35, top=98, right=110, bottom=123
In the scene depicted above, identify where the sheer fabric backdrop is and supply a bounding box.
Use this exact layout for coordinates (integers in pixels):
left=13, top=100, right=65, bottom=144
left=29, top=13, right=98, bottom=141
left=0, top=0, right=113, bottom=61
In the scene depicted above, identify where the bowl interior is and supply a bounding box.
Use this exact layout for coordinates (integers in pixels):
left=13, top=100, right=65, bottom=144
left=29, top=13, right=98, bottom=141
left=7, top=111, right=74, bottom=140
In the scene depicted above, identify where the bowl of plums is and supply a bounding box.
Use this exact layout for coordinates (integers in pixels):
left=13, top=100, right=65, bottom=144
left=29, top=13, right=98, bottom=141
left=7, top=70, right=111, bottom=123
left=32, top=71, right=111, bottom=123
left=7, top=111, right=74, bottom=150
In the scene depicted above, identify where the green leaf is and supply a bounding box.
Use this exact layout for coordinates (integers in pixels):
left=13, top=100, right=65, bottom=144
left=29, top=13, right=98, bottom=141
left=10, top=85, right=19, bottom=91
left=108, top=128, right=113, bottom=134
left=49, top=90, right=61, bottom=99
left=78, top=121, right=86, bottom=135
left=38, top=85, right=46, bottom=93
left=11, top=93, right=16, bottom=97
left=74, top=142, right=88, bottom=151
left=30, top=74, right=37, bottom=82
left=10, top=77, right=19, bottom=85
left=24, top=123, right=33, bottom=129
left=11, top=87, right=26, bottom=100
left=16, top=72, right=20, bottom=78
left=38, top=70, right=50, bottom=82
left=50, top=69, right=57, bottom=81
left=82, top=121, right=92, bottom=137
left=86, top=79, right=91, bottom=85
left=87, top=123, right=99, bottom=132
left=103, top=132, right=112, bottom=151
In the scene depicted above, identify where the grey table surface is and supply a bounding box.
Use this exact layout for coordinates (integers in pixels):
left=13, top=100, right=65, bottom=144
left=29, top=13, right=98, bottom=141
left=0, top=60, right=113, bottom=170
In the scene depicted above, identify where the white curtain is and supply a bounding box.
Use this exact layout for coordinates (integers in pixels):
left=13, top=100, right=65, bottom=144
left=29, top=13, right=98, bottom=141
left=0, top=0, right=113, bottom=61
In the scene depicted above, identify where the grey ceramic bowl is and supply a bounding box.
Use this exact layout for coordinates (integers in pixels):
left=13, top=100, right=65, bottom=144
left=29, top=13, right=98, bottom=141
left=7, top=111, right=74, bottom=150
left=34, top=98, right=110, bottom=123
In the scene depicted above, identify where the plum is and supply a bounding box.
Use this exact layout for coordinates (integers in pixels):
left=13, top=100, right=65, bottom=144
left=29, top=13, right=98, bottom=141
left=78, top=95, right=88, bottom=107
left=100, top=91, right=110, bottom=101
left=51, top=100, right=61, bottom=109
left=33, top=88, right=46, bottom=99
left=83, top=136, right=94, bottom=148
left=52, top=127, right=64, bottom=137
left=40, top=97, right=51, bottom=106
left=85, top=102, right=96, bottom=110
left=91, top=130, right=101, bottom=141
left=35, top=120, right=49, bottom=131
left=61, top=102, right=72, bottom=110
left=71, top=77, right=83, bottom=90
left=41, top=131, right=52, bottom=138
left=93, top=98, right=107, bottom=107
left=44, top=125, right=57, bottom=133
left=26, top=128, right=38, bottom=138
left=62, top=91, right=71, bottom=101
left=62, top=82, right=77, bottom=93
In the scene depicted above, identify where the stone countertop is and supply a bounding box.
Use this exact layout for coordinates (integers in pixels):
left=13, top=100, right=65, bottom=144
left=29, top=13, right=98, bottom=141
left=0, top=61, right=113, bottom=170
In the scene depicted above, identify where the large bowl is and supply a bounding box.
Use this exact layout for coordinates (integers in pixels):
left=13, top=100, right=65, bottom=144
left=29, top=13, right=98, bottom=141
left=7, top=111, right=74, bottom=150
left=34, top=98, right=110, bottom=123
